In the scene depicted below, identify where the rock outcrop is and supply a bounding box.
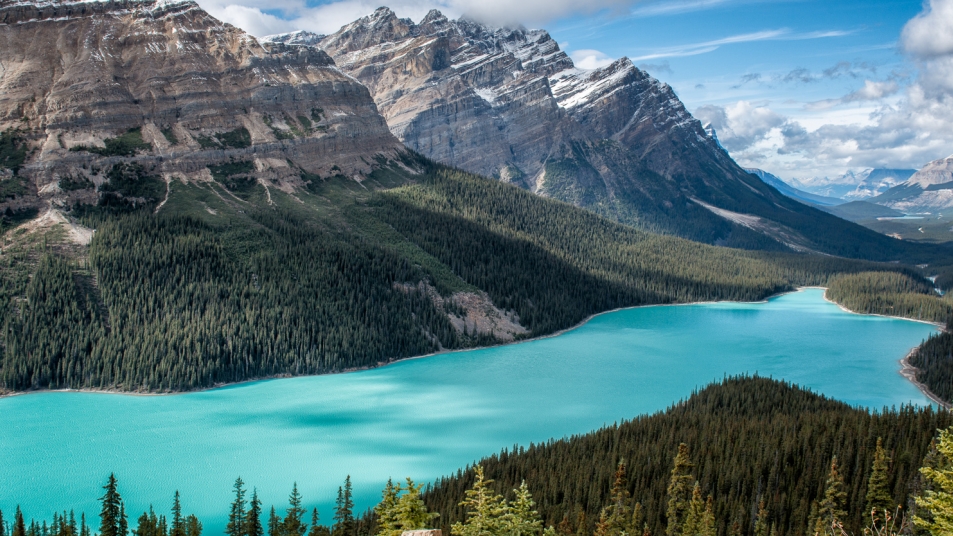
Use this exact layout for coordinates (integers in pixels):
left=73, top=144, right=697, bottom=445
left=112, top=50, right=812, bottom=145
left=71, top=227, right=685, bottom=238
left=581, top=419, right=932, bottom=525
left=265, top=8, right=878, bottom=251
left=0, top=0, right=404, bottom=208
left=872, top=155, right=953, bottom=212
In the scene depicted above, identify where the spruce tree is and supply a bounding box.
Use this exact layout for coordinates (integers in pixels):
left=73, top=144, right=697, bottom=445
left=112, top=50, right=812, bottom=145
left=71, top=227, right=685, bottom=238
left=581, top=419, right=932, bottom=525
left=1, top=508, right=5, bottom=536
left=227, top=478, right=246, bottom=536
left=283, top=484, right=306, bottom=536
left=504, top=481, right=542, bottom=536
left=245, top=491, right=264, bottom=536
left=183, top=516, right=201, bottom=536
left=14, top=507, right=25, bottom=536
left=374, top=479, right=400, bottom=536
left=753, top=501, right=769, bottom=536
left=665, top=444, right=695, bottom=536
left=866, top=438, right=896, bottom=530
left=815, top=457, right=847, bottom=535
left=99, top=475, right=126, bottom=536
left=170, top=492, right=184, bottom=536
left=595, top=461, right=634, bottom=536
left=915, top=425, right=953, bottom=535
left=395, top=479, right=437, bottom=533
left=333, top=477, right=354, bottom=536
left=679, top=483, right=703, bottom=536
left=268, top=507, right=280, bottom=536
left=450, top=466, right=508, bottom=536
left=307, top=510, right=328, bottom=536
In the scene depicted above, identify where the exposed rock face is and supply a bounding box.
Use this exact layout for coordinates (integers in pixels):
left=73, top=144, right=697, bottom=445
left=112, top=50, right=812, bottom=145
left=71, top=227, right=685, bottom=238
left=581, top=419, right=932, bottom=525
left=873, top=155, right=953, bottom=212
left=0, top=0, right=403, bottom=205
left=268, top=8, right=856, bottom=250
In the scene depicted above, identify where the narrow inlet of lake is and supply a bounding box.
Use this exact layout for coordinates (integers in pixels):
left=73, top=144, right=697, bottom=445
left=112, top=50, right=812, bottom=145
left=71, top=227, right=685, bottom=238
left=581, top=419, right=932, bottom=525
left=0, top=289, right=938, bottom=531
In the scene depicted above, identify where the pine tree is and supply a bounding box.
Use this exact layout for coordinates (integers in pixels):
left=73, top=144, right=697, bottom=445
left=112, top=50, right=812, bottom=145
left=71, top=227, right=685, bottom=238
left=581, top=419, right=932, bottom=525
left=183, top=516, right=201, bottom=536
left=269, top=507, right=281, bottom=536
left=815, top=457, right=847, bottom=535
left=375, top=480, right=400, bottom=536
left=283, top=484, right=306, bottom=536
left=333, top=477, right=354, bottom=536
left=504, top=481, right=542, bottom=536
left=699, top=497, right=715, bottom=536
left=1, top=508, right=5, bottom=536
left=679, top=484, right=703, bottom=536
left=99, top=475, right=126, bottom=536
left=227, top=478, right=246, bottom=536
left=450, top=466, right=508, bottom=536
left=246, top=491, right=264, bottom=536
left=170, top=492, right=184, bottom=536
left=753, top=501, right=769, bottom=536
left=14, top=507, right=25, bottom=536
left=915, top=426, right=953, bottom=535
left=595, top=461, right=634, bottom=536
left=394, top=479, right=437, bottom=533
left=866, top=438, right=896, bottom=530
left=574, top=512, right=587, bottom=536
left=307, top=510, right=328, bottom=536
left=665, top=444, right=695, bottom=536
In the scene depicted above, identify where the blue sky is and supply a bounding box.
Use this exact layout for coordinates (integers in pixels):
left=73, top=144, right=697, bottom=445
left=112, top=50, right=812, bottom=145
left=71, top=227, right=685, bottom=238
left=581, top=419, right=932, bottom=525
left=199, top=0, right=953, bottom=180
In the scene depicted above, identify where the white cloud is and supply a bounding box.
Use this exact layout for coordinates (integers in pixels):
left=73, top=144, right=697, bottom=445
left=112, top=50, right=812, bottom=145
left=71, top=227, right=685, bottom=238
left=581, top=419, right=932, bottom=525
left=570, top=49, right=616, bottom=69
left=695, top=101, right=784, bottom=152
left=901, top=0, right=953, bottom=58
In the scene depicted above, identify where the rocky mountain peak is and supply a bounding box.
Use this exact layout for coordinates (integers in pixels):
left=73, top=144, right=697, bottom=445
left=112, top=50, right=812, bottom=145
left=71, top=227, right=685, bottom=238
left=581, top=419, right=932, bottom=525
left=0, top=0, right=404, bottom=210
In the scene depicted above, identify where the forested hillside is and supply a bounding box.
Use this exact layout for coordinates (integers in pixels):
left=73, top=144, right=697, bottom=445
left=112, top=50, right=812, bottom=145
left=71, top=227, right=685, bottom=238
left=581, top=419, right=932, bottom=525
left=826, top=271, right=953, bottom=324
left=0, top=156, right=917, bottom=393
left=420, top=377, right=953, bottom=536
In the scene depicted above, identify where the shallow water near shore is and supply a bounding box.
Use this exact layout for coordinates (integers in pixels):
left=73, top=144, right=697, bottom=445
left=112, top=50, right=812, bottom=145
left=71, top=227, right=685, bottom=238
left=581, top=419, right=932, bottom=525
left=0, top=289, right=938, bottom=531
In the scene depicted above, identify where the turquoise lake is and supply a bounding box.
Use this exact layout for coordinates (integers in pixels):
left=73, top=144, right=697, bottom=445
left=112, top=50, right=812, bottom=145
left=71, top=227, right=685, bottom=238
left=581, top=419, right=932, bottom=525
left=0, top=289, right=939, bottom=530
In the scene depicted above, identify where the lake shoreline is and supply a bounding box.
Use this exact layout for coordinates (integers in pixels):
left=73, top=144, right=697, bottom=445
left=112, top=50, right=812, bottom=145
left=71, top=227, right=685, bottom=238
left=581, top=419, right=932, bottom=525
left=0, top=286, right=942, bottom=402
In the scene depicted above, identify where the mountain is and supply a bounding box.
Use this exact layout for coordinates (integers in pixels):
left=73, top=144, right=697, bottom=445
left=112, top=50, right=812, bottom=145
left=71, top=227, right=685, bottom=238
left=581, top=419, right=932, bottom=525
left=789, top=168, right=916, bottom=200
left=264, top=9, right=944, bottom=260
left=872, top=155, right=953, bottom=212
left=2, top=0, right=903, bottom=394
left=745, top=168, right=845, bottom=207
left=0, top=0, right=403, bottom=200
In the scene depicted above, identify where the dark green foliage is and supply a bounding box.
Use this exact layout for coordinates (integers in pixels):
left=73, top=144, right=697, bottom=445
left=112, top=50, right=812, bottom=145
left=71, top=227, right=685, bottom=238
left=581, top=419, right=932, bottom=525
left=196, top=128, right=252, bottom=149
left=419, top=377, right=953, bottom=536
left=0, top=176, right=30, bottom=200
left=208, top=161, right=257, bottom=195
left=908, top=322, right=953, bottom=405
left=247, top=491, right=264, bottom=536
left=311, top=108, right=323, bottom=121
left=334, top=477, right=354, bottom=536
left=72, top=129, right=151, bottom=157
left=1, top=255, right=106, bottom=390
left=216, top=128, right=252, bottom=149
left=826, top=271, right=953, bottom=323
left=297, top=116, right=313, bottom=132
left=99, top=474, right=126, bottom=536
left=0, top=129, right=28, bottom=172
left=2, top=210, right=459, bottom=391
left=59, top=176, right=95, bottom=192
left=0, top=206, right=39, bottom=233
left=102, top=164, right=166, bottom=201
left=227, top=478, right=246, bottom=536
left=865, top=438, right=895, bottom=529
left=161, top=128, right=178, bottom=146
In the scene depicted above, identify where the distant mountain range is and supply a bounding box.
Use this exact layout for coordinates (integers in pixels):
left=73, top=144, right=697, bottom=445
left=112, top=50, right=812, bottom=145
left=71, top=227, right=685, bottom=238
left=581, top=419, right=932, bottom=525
left=786, top=168, right=917, bottom=200
left=751, top=156, right=953, bottom=218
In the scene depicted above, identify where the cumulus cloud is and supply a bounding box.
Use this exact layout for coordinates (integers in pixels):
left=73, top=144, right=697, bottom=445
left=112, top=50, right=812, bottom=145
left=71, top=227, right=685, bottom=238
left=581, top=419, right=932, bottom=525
left=709, top=0, right=953, bottom=178
left=571, top=49, right=616, bottom=69
left=901, top=0, right=953, bottom=58
left=694, top=101, right=784, bottom=152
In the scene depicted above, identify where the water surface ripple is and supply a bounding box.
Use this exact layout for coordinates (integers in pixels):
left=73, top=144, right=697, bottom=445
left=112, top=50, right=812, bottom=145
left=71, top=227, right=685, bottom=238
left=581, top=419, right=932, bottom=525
left=0, top=289, right=937, bottom=530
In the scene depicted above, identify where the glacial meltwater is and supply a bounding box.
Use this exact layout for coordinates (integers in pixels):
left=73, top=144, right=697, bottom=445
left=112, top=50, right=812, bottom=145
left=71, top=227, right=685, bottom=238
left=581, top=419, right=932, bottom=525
left=0, top=289, right=939, bottom=530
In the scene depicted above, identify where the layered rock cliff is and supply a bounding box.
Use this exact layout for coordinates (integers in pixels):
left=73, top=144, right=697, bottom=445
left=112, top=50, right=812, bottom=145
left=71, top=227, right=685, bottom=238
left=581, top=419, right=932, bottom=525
left=0, top=0, right=404, bottom=211
left=266, top=7, right=893, bottom=251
